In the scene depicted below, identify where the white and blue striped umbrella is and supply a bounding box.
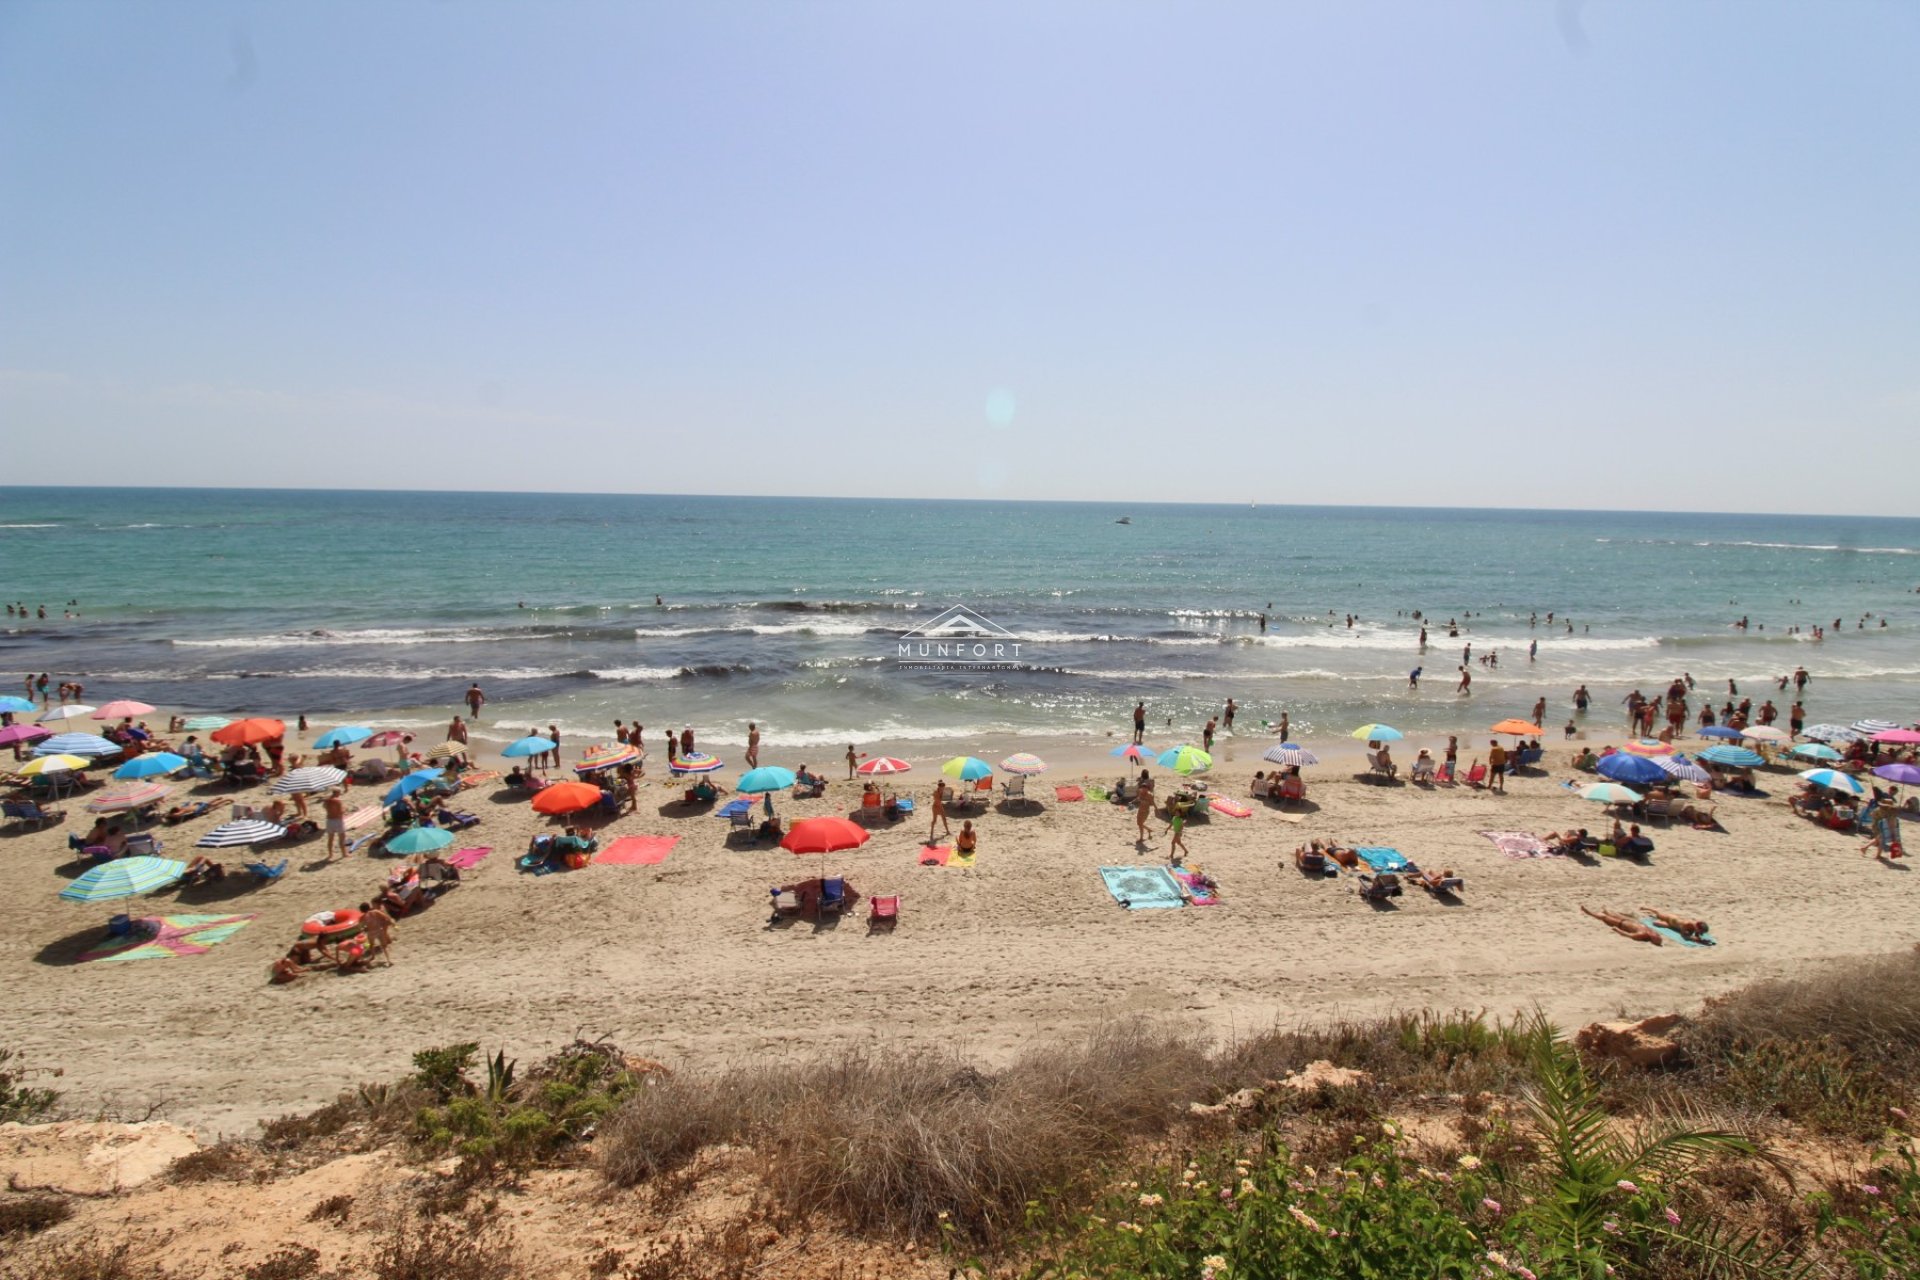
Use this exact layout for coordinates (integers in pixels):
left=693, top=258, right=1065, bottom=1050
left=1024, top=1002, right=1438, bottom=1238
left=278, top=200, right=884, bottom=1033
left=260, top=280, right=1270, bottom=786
left=60, top=856, right=185, bottom=903
left=33, top=733, right=121, bottom=757
left=272, top=766, right=348, bottom=794
left=115, top=752, right=187, bottom=779
left=1654, top=754, right=1711, bottom=784
left=181, top=715, right=231, bottom=732
left=1852, top=719, right=1901, bottom=737
left=1262, top=743, right=1320, bottom=767
left=195, top=819, right=288, bottom=848
left=1798, top=768, right=1867, bottom=796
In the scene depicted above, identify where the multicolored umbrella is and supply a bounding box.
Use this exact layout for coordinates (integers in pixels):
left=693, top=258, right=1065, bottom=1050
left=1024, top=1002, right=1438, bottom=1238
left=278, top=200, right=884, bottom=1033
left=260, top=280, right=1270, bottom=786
left=86, top=782, right=174, bottom=813
left=1799, top=768, right=1867, bottom=797
left=60, top=856, right=186, bottom=903
left=1000, top=752, right=1048, bottom=775
left=387, top=826, right=455, bottom=854
left=1800, top=723, right=1860, bottom=743
left=1620, top=739, right=1675, bottom=757
left=502, top=735, right=555, bottom=758
left=574, top=743, right=643, bottom=773
left=1700, top=745, right=1766, bottom=768
left=857, top=756, right=912, bottom=775
left=210, top=718, right=286, bottom=746
left=272, top=766, right=348, bottom=794
left=313, top=725, right=374, bottom=749
left=180, top=715, right=232, bottom=732
left=530, top=781, right=604, bottom=814
left=422, top=741, right=467, bottom=762
left=1350, top=723, right=1404, bottom=742
left=1873, top=762, right=1920, bottom=785
left=114, top=752, right=187, bottom=779
left=37, top=704, right=97, bottom=723
left=78, top=913, right=258, bottom=963
left=34, top=733, right=120, bottom=757
left=669, top=751, right=723, bottom=775
left=19, top=754, right=89, bottom=776
left=1597, top=753, right=1667, bottom=786
left=1577, top=782, right=1643, bottom=806
left=195, top=819, right=288, bottom=848
left=941, top=756, right=993, bottom=781
left=1262, top=743, right=1320, bottom=767
left=0, top=723, right=53, bottom=748
left=91, top=700, right=156, bottom=720
left=1109, top=743, right=1154, bottom=762
left=738, top=766, right=798, bottom=793
left=1654, top=754, right=1712, bottom=784
left=780, top=816, right=870, bottom=855
left=1156, top=744, right=1213, bottom=775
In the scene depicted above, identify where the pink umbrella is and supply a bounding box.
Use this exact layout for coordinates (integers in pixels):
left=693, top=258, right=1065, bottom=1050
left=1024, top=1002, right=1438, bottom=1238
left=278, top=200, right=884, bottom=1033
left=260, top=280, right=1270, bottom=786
left=0, top=723, right=52, bottom=748
left=92, top=700, right=157, bottom=720
left=1871, top=729, right=1920, bottom=745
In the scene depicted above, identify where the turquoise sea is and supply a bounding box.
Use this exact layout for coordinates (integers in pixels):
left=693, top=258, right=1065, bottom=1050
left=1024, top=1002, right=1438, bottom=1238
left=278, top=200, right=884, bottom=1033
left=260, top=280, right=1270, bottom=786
left=2, top=488, right=1916, bottom=752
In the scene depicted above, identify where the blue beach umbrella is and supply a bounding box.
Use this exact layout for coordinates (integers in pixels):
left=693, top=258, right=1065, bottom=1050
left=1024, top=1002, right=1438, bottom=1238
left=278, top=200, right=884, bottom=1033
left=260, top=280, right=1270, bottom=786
left=940, top=756, right=993, bottom=781
left=313, top=725, right=374, bottom=749
left=387, top=826, right=455, bottom=854
left=502, top=736, right=556, bottom=759
left=737, top=766, right=798, bottom=793
left=1700, top=745, right=1765, bottom=768
left=1787, top=742, right=1843, bottom=763
left=0, top=696, right=35, bottom=714
left=34, top=733, right=121, bottom=758
left=1110, top=742, right=1155, bottom=761
left=384, top=767, right=447, bottom=805
left=1597, top=753, right=1667, bottom=787
left=1697, top=726, right=1744, bottom=741
left=114, top=752, right=188, bottom=780
left=1798, top=768, right=1867, bottom=797
left=60, top=856, right=186, bottom=903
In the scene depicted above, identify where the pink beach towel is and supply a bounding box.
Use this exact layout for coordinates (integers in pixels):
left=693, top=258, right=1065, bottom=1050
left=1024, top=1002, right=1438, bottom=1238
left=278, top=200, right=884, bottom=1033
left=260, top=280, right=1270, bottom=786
left=1054, top=785, right=1085, bottom=802
left=343, top=805, right=381, bottom=831
left=1479, top=830, right=1556, bottom=859
left=1205, top=796, right=1252, bottom=819
left=445, top=846, right=492, bottom=871
left=918, top=845, right=951, bottom=866
left=595, top=835, right=680, bottom=866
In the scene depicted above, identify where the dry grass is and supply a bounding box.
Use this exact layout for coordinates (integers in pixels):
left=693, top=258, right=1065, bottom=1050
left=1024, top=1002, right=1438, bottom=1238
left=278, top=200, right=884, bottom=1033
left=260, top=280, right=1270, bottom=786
left=0, top=1196, right=72, bottom=1240
left=365, top=1209, right=520, bottom=1280
left=0, top=1236, right=151, bottom=1280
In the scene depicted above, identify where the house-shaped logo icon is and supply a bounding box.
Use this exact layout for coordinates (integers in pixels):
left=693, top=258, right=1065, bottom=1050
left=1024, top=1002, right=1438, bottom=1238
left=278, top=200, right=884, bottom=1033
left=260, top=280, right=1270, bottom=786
left=896, top=605, right=1023, bottom=666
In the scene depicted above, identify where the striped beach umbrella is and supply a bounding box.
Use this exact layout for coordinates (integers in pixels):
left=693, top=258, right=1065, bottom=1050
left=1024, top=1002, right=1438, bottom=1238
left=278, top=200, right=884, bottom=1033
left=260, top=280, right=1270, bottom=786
left=60, top=856, right=186, bottom=903
left=1799, top=768, right=1867, bottom=797
left=1787, top=742, right=1843, bottom=763
left=1350, top=723, right=1404, bottom=742
left=1000, top=752, right=1049, bottom=775
left=1577, top=782, right=1643, bottom=806
left=1156, top=744, right=1213, bottom=775
left=387, top=826, right=455, bottom=854
left=1620, top=739, right=1674, bottom=757
left=272, top=766, right=349, bottom=794
left=1262, top=743, right=1320, bottom=767
left=37, top=704, right=97, bottom=723
left=34, top=733, right=120, bottom=757
left=1799, top=723, right=1860, bottom=743
left=1852, top=719, right=1901, bottom=737
left=857, top=756, right=912, bottom=775
left=1700, top=745, right=1766, bottom=768
left=86, top=782, right=174, bottom=813
left=196, top=819, right=288, bottom=848
left=422, top=741, right=467, bottom=762
left=181, top=715, right=231, bottom=732
left=20, top=754, right=89, bottom=776
left=1654, top=754, right=1712, bottom=784
left=502, top=735, right=555, bottom=758
left=91, top=700, right=156, bottom=720
left=574, top=743, right=643, bottom=773
left=940, top=756, right=992, bottom=781
left=361, top=730, right=407, bottom=748
left=669, top=751, right=724, bottom=775
left=313, top=726, right=374, bottom=749
left=1109, top=743, right=1154, bottom=763
left=114, top=752, right=187, bottom=780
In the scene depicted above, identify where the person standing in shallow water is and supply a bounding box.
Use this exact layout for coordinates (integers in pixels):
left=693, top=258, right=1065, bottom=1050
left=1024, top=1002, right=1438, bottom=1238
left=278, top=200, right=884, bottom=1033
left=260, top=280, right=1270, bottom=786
left=746, top=723, right=760, bottom=769
left=1132, top=701, right=1146, bottom=745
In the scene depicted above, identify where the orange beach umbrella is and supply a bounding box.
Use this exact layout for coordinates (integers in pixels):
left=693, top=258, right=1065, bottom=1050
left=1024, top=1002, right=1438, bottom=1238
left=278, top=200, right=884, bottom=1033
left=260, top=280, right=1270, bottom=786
left=530, top=781, right=604, bottom=815
left=210, top=717, right=286, bottom=746
left=1489, top=719, right=1542, bottom=736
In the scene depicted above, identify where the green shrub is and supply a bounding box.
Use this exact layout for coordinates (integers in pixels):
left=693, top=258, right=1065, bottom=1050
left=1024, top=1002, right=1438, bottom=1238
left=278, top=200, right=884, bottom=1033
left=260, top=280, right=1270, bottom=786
left=0, top=1047, right=59, bottom=1124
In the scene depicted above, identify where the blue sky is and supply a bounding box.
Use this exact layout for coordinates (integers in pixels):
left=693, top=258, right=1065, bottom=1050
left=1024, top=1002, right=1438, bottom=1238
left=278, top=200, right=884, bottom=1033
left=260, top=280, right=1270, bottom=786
left=2, top=2, right=1915, bottom=513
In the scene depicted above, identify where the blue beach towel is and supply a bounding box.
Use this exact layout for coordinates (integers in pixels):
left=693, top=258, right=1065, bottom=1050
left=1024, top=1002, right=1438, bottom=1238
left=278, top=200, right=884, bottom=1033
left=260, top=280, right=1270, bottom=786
left=1640, top=917, right=1717, bottom=948
left=1355, top=847, right=1410, bottom=873
left=1099, top=865, right=1187, bottom=910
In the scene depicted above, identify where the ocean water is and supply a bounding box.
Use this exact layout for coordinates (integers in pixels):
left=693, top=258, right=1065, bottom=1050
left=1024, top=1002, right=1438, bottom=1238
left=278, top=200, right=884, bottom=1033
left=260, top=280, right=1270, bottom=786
left=2, top=488, right=1916, bottom=752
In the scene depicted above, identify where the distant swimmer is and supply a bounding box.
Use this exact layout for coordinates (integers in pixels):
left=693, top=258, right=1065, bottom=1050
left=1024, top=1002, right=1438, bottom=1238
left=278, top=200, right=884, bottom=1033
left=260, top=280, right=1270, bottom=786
left=655, top=595, right=664, bottom=606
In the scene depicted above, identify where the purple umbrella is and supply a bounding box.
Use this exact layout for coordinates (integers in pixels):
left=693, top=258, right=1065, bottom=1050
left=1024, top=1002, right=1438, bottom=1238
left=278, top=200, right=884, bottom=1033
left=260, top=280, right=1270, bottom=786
left=0, top=723, right=53, bottom=748
left=1873, top=762, right=1920, bottom=786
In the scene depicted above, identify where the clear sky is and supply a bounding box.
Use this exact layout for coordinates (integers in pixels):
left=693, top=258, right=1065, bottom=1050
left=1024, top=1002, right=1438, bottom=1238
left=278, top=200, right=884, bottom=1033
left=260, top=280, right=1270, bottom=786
left=2, top=2, right=1915, bottom=513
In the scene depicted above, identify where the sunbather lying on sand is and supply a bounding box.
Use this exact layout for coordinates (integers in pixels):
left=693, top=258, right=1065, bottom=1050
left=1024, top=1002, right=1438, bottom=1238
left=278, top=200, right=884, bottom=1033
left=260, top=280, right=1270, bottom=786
left=1300, top=838, right=1358, bottom=868
left=1293, top=842, right=1331, bottom=873
left=1581, top=905, right=1662, bottom=945
left=1412, top=866, right=1464, bottom=893
left=1639, top=907, right=1711, bottom=942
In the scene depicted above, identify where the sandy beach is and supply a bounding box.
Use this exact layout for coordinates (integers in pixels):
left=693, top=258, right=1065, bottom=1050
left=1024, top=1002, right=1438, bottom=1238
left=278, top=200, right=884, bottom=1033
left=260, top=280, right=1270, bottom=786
left=3, top=720, right=1914, bottom=1139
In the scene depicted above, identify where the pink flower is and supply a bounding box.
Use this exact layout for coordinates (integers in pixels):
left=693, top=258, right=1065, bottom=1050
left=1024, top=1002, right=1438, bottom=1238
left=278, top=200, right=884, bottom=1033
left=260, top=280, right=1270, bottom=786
left=1602, top=1219, right=1621, bottom=1235
left=1664, top=1207, right=1681, bottom=1226
left=1482, top=1198, right=1503, bottom=1214
left=1615, top=1179, right=1639, bottom=1194
left=1863, top=1184, right=1883, bottom=1196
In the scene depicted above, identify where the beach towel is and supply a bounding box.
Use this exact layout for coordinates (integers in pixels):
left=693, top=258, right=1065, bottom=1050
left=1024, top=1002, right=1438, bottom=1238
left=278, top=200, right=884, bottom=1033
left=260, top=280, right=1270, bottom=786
left=596, top=835, right=680, bottom=866
left=78, top=913, right=257, bottom=964
left=1099, top=865, right=1187, bottom=910
left=1640, top=917, right=1717, bottom=948
left=950, top=847, right=977, bottom=868
left=1479, top=830, right=1557, bottom=860
left=445, top=846, right=492, bottom=871
left=1205, top=796, right=1251, bottom=819
left=343, top=804, right=381, bottom=831
left=1086, top=785, right=1110, bottom=802
left=918, top=845, right=951, bottom=866
left=1272, top=810, right=1307, bottom=824
left=1054, top=785, right=1085, bottom=802
left=1170, top=867, right=1220, bottom=905
left=1355, top=847, right=1410, bottom=873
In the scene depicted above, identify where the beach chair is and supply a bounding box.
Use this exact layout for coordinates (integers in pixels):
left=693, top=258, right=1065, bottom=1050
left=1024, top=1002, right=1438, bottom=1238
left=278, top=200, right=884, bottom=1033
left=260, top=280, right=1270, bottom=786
left=1366, top=752, right=1397, bottom=781
left=124, top=832, right=163, bottom=856
left=245, top=858, right=289, bottom=882
left=1250, top=777, right=1272, bottom=799
left=440, top=810, right=481, bottom=830
left=999, top=776, right=1037, bottom=811
left=819, top=877, right=849, bottom=918
left=867, top=893, right=900, bottom=931
left=1463, top=761, right=1488, bottom=789
left=1409, top=757, right=1436, bottom=785
left=3, top=799, right=65, bottom=828
left=1358, top=872, right=1403, bottom=903
left=857, top=791, right=884, bottom=824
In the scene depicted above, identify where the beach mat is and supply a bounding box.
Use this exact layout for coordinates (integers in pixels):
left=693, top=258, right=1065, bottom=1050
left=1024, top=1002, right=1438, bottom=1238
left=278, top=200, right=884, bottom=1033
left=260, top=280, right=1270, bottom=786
left=1086, top=785, right=1110, bottom=802
left=1355, top=847, right=1410, bottom=873
left=1170, top=867, right=1219, bottom=904
left=1205, top=796, right=1251, bottom=819
left=1272, top=810, right=1307, bottom=824
left=1641, top=917, right=1717, bottom=948
left=1479, top=830, right=1557, bottom=859
left=596, top=835, right=680, bottom=866
left=1099, top=865, right=1186, bottom=910
left=950, top=847, right=977, bottom=868
left=78, top=913, right=257, bottom=964
left=445, top=846, right=492, bottom=871
left=1054, top=785, right=1085, bottom=802
left=918, top=845, right=951, bottom=866
left=343, top=804, right=382, bottom=831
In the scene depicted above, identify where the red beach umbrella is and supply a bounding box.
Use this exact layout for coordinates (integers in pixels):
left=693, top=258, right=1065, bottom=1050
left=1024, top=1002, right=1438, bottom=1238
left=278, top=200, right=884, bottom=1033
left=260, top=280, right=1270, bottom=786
left=780, top=816, right=870, bottom=856
left=211, top=717, right=286, bottom=746
left=856, top=757, right=911, bottom=775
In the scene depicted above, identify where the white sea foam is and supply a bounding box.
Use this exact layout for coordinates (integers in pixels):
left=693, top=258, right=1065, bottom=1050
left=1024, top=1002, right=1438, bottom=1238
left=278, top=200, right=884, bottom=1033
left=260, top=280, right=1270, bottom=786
left=174, top=627, right=512, bottom=648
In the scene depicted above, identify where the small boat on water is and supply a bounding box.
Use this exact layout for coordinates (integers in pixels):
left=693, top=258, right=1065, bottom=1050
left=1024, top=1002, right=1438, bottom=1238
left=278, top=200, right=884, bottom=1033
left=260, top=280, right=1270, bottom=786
left=1115, top=516, right=1132, bottom=525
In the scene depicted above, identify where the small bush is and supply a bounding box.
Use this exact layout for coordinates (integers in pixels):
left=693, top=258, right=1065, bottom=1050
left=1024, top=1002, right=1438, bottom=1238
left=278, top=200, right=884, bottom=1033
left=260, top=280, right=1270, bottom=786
left=305, top=1194, right=353, bottom=1223
left=241, top=1245, right=328, bottom=1280
left=0, top=1235, right=144, bottom=1280
left=0, top=1196, right=72, bottom=1239
left=366, top=1210, right=518, bottom=1280
left=0, top=1047, right=59, bottom=1124
left=169, top=1140, right=255, bottom=1184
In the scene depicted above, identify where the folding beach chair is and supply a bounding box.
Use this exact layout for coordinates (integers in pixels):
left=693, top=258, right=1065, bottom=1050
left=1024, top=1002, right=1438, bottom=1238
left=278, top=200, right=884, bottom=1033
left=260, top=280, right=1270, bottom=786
left=867, top=893, right=900, bottom=932
left=820, top=877, right=849, bottom=918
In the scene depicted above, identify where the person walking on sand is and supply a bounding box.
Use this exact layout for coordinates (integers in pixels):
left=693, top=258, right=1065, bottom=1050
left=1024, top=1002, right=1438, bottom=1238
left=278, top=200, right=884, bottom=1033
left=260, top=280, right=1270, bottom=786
left=358, top=901, right=396, bottom=965
left=746, top=722, right=760, bottom=769
left=448, top=715, right=468, bottom=745
left=1132, top=700, right=1146, bottom=745
left=1134, top=771, right=1156, bottom=843
left=465, top=682, right=485, bottom=721
left=1163, top=807, right=1189, bottom=862
left=323, top=790, right=347, bottom=860
left=929, top=779, right=952, bottom=841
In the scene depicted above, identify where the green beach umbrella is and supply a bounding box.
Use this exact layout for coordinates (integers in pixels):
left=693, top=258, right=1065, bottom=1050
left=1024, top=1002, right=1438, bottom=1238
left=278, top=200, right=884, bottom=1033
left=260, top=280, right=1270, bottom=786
left=941, top=756, right=992, bottom=781
left=60, top=856, right=187, bottom=903
left=1155, top=744, right=1213, bottom=775
left=386, top=826, right=455, bottom=855
left=181, top=715, right=232, bottom=732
